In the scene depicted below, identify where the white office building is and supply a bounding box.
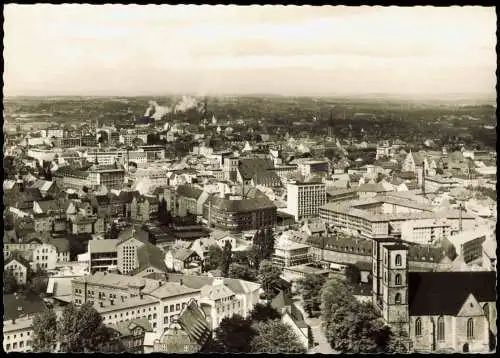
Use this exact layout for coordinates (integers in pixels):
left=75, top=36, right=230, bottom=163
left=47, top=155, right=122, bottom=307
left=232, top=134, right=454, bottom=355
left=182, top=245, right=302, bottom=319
left=287, top=181, right=326, bottom=221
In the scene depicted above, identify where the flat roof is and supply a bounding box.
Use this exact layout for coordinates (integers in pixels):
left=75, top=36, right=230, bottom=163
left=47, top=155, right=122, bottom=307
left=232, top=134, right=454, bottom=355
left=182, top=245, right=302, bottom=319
left=283, top=263, right=330, bottom=275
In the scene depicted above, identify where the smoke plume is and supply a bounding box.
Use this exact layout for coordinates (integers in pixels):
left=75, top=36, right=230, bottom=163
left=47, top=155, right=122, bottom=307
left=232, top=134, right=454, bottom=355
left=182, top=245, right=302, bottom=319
left=144, top=101, right=172, bottom=121
left=174, top=95, right=202, bottom=113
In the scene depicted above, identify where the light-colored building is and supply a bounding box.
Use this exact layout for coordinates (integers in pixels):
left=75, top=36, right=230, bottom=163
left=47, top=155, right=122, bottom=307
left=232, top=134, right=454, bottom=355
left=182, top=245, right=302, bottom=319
left=287, top=181, right=326, bottom=221
left=116, top=231, right=149, bottom=275
left=272, top=231, right=310, bottom=268
left=32, top=241, right=70, bottom=271
left=87, top=164, right=125, bottom=189
left=4, top=257, right=29, bottom=285
left=71, top=273, right=201, bottom=335
left=199, top=278, right=244, bottom=330
left=88, top=238, right=120, bottom=273
left=400, top=219, right=451, bottom=245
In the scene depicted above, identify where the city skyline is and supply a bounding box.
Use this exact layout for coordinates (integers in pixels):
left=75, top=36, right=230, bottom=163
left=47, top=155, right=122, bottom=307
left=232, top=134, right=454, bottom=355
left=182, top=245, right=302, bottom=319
left=3, top=5, right=496, bottom=97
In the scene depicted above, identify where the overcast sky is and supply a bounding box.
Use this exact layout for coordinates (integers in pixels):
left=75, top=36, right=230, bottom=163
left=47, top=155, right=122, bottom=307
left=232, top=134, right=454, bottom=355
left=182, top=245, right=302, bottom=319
left=3, top=5, right=496, bottom=97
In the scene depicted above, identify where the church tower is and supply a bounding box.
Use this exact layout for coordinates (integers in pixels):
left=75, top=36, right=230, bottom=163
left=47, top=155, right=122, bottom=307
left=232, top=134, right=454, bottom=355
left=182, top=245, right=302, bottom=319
left=381, top=243, right=410, bottom=334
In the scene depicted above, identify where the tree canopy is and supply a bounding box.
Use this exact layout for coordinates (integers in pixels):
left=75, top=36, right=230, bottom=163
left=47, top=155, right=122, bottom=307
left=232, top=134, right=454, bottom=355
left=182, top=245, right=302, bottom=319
left=251, top=319, right=307, bottom=354
left=258, top=260, right=282, bottom=300
left=204, top=245, right=224, bottom=272
left=214, top=314, right=255, bottom=353
left=58, top=302, right=113, bottom=352
left=220, top=241, right=233, bottom=277
left=32, top=309, right=58, bottom=352
left=297, top=273, right=327, bottom=317
left=249, top=302, right=281, bottom=323
left=228, top=263, right=258, bottom=282
left=320, top=278, right=407, bottom=353
left=3, top=268, right=19, bottom=294
left=344, top=264, right=361, bottom=285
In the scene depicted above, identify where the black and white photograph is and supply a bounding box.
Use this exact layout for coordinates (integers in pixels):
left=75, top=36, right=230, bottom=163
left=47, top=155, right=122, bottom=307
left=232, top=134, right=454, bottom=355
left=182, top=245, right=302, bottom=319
left=2, top=4, right=497, bottom=354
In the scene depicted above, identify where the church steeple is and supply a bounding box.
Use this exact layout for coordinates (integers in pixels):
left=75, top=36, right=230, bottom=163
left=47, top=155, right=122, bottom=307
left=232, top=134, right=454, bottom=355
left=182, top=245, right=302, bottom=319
left=379, top=243, right=410, bottom=334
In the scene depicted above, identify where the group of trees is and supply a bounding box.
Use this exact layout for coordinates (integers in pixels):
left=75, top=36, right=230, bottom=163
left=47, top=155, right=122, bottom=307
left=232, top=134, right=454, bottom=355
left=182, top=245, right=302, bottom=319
left=257, top=260, right=283, bottom=300
left=251, top=228, right=275, bottom=269
left=321, top=279, right=408, bottom=354
left=3, top=269, right=19, bottom=294
left=202, top=227, right=276, bottom=288
left=32, top=302, right=119, bottom=353
left=296, top=273, right=327, bottom=317
left=204, top=303, right=306, bottom=354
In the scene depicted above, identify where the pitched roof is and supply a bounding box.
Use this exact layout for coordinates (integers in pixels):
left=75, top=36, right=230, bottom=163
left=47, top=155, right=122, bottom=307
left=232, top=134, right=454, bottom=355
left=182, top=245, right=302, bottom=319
left=135, top=243, right=167, bottom=273
left=304, top=220, right=326, bottom=234
left=271, top=290, right=294, bottom=310
left=238, top=158, right=281, bottom=186
left=289, top=303, right=308, bottom=329
left=3, top=180, right=18, bottom=191
left=177, top=300, right=211, bottom=347
left=117, top=226, right=150, bottom=245
left=108, top=317, right=153, bottom=337
left=356, top=183, right=389, bottom=193
left=208, top=193, right=276, bottom=213
left=201, top=283, right=235, bottom=300
left=5, top=254, right=31, bottom=268
left=177, top=185, right=203, bottom=200
left=49, top=238, right=70, bottom=253
left=163, top=274, right=260, bottom=295
left=3, top=292, right=48, bottom=321
left=3, top=230, right=18, bottom=244
left=408, top=271, right=496, bottom=316
left=172, top=248, right=197, bottom=262
left=35, top=199, right=65, bottom=213
left=118, top=190, right=140, bottom=203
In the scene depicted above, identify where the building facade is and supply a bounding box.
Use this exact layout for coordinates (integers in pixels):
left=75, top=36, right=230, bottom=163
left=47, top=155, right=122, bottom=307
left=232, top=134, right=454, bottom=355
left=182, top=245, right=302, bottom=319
left=287, top=181, right=327, bottom=221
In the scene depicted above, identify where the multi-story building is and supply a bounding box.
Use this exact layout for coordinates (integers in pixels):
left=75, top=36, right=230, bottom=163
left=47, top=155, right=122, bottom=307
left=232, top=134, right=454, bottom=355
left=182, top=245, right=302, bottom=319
left=117, top=231, right=149, bottom=275
left=27, top=147, right=60, bottom=164
left=203, top=190, right=277, bottom=233
left=400, top=219, right=452, bottom=245
left=131, top=195, right=159, bottom=222
left=53, top=167, right=91, bottom=191
left=319, top=196, right=476, bottom=240
left=4, top=257, right=29, bottom=285
left=69, top=214, right=97, bottom=235
left=163, top=273, right=262, bottom=322
left=138, top=146, right=165, bottom=161
left=32, top=240, right=70, bottom=270
left=71, top=273, right=201, bottom=335
left=272, top=231, right=310, bottom=268
left=88, top=239, right=120, bottom=273
left=297, top=160, right=330, bottom=178
left=326, top=187, right=358, bottom=203
left=87, top=164, right=125, bottom=189
left=55, top=136, right=82, bottom=148
left=3, top=292, right=58, bottom=353
left=199, top=278, right=244, bottom=329
left=164, top=185, right=207, bottom=217
left=287, top=181, right=326, bottom=221
left=223, top=156, right=239, bottom=182
left=47, top=128, right=65, bottom=138
left=274, top=164, right=298, bottom=180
